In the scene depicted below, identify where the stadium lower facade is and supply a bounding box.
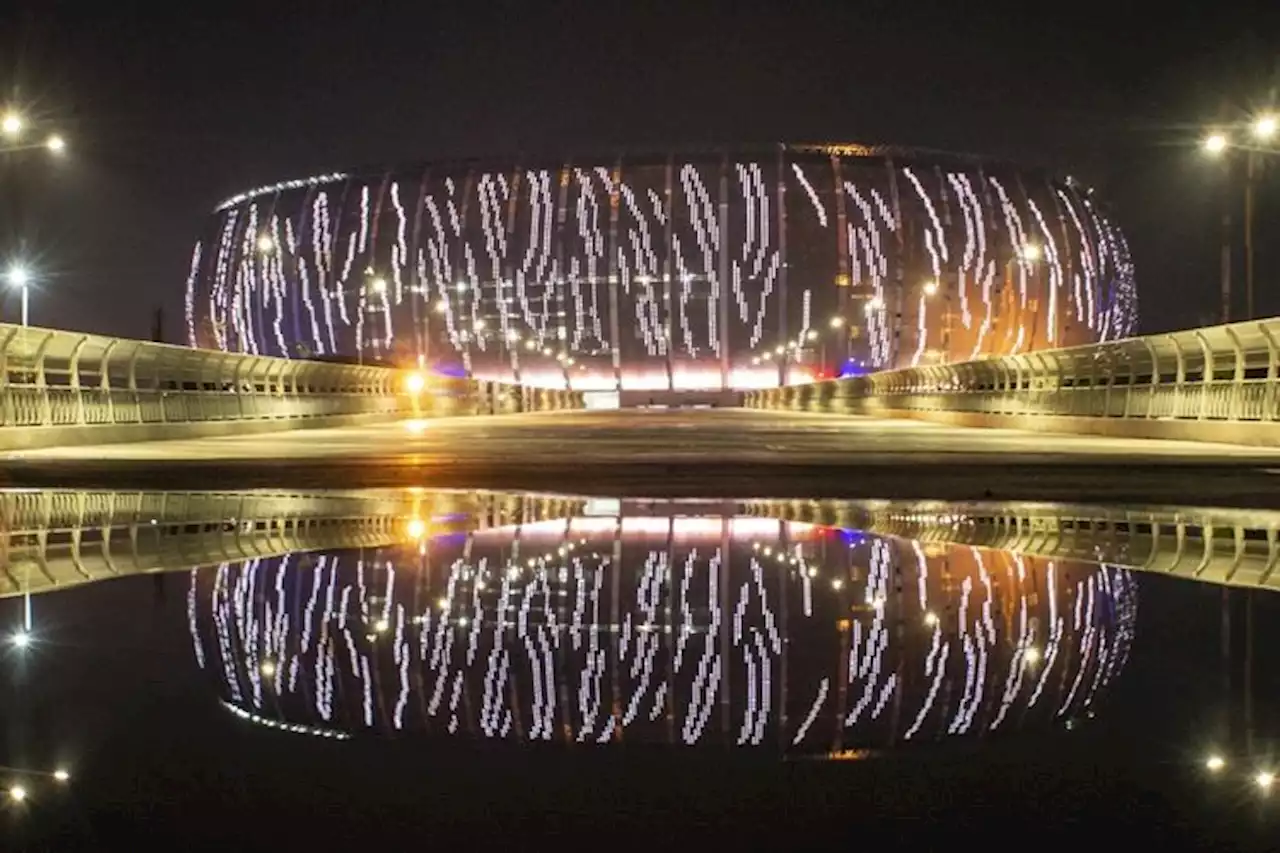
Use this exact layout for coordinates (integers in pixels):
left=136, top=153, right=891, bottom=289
left=186, top=144, right=1137, bottom=395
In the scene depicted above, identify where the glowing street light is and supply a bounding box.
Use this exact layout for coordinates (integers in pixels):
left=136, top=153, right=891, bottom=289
left=1023, top=645, right=1043, bottom=665
left=45, top=134, right=65, bottom=154
left=1253, top=114, right=1278, bottom=141
left=256, top=234, right=276, bottom=254
left=1257, top=771, right=1275, bottom=792
left=406, top=517, right=427, bottom=539
left=260, top=660, right=277, bottom=678
left=1, top=112, right=21, bottom=138
left=1203, top=132, right=1229, bottom=155
left=9, top=630, right=30, bottom=650
left=1205, top=755, right=1226, bottom=773
left=53, top=769, right=69, bottom=783
left=404, top=372, right=426, bottom=394
left=369, top=277, right=388, bottom=295
left=923, top=611, right=940, bottom=627
left=1019, top=243, right=1043, bottom=263
left=922, top=279, right=939, bottom=296
left=8, top=785, right=25, bottom=803
left=829, top=316, right=845, bottom=329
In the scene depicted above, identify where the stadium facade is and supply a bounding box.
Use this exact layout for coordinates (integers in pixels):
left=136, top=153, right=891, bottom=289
left=186, top=144, right=1137, bottom=395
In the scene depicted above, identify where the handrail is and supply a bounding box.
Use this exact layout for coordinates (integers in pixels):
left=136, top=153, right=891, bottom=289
left=743, top=316, right=1280, bottom=442
left=0, top=322, right=585, bottom=442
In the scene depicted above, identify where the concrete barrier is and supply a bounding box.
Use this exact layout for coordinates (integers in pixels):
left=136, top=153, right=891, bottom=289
left=0, top=323, right=584, bottom=451
left=744, top=315, right=1280, bottom=447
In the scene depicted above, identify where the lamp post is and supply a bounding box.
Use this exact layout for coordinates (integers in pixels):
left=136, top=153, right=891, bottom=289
left=5, top=265, right=30, bottom=327
left=1, top=107, right=67, bottom=328
left=1202, top=113, right=1277, bottom=321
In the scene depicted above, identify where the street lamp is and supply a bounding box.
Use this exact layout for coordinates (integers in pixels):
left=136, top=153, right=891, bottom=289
left=922, top=279, right=939, bottom=297
left=1203, top=132, right=1229, bottom=155
left=45, top=134, right=65, bottom=154
left=1, top=112, right=21, bottom=138
left=5, top=265, right=31, bottom=327
left=1253, top=114, right=1277, bottom=141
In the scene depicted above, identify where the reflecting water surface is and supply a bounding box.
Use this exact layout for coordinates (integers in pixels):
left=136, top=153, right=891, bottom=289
left=186, top=501, right=1137, bottom=753
left=1, top=488, right=1279, bottom=846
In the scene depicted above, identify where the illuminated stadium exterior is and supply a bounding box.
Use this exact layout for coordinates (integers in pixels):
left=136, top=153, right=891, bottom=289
left=186, top=144, right=1137, bottom=394
left=188, top=501, right=1137, bottom=752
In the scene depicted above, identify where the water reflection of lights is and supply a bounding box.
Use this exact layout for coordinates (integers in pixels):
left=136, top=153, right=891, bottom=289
left=189, top=505, right=1137, bottom=754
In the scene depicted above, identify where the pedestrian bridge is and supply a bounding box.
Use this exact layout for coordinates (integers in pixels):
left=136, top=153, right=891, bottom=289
left=0, top=315, right=1278, bottom=454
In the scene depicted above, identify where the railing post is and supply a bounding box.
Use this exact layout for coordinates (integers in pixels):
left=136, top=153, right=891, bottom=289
left=1261, top=321, right=1279, bottom=423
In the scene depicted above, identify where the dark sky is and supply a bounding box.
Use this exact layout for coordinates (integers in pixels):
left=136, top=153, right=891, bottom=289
left=1, top=1, right=1279, bottom=341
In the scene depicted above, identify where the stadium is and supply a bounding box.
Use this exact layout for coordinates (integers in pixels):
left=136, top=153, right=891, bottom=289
left=186, top=144, right=1137, bottom=405
left=188, top=501, right=1137, bottom=752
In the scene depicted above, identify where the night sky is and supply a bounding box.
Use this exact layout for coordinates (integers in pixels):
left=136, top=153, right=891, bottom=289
left=1, top=2, right=1279, bottom=343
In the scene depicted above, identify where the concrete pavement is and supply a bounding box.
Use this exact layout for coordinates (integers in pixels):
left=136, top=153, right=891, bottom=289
left=3, top=410, right=1280, bottom=505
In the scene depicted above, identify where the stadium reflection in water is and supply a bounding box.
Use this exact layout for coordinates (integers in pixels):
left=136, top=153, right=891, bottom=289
left=187, top=499, right=1137, bottom=754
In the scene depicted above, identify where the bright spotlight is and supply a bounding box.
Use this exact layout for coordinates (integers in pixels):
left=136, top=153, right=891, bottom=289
left=1203, top=133, right=1228, bottom=155
left=405, top=372, right=426, bottom=394
left=1205, top=755, right=1226, bottom=773
left=433, top=300, right=447, bottom=314
left=1019, top=243, right=1042, bottom=263
left=1, top=112, right=21, bottom=138
left=403, top=419, right=429, bottom=435
left=5, top=265, right=30, bottom=289
left=374, top=618, right=390, bottom=634
left=1257, top=771, right=1275, bottom=791
left=1024, top=645, right=1042, bottom=665
left=370, top=277, right=388, bottom=295
left=924, top=611, right=940, bottom=627
left=53, top=769, right=70, bottom=783
left=829, top=316, right=845, bottom=328
left=8, top=785, right=25, bottom=803
left=407, top=517, right=427, bottom=539
left=256, top=234, right=275, bottom=254
left=1253, top=115, right=1277, bottom=140
left=10, top=631, right=30, bottom=649
left=45, top=134, right=65, bottom=154
left=922, top=279, right=939, bottom=296
left=806, top=330, right=818, bottom=341
left=260, top=660, right=277, bottom=678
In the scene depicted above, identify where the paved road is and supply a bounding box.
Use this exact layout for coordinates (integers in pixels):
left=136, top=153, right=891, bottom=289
left=4, top=410, right=1280, bottom=505
left=10, top=409, right=1280, bottom=463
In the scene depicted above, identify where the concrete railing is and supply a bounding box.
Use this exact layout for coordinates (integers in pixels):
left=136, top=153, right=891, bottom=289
left=0, top=323, right=584, bottom=450
left=744, top=316, right=1280, bottom=446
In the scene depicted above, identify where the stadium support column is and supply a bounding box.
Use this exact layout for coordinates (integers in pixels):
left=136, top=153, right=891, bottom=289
left=554, top=165, right=571, bottom=390
left=832, top=153, right=850, bottom=371
left=663, top=156, right=676, bottom=393
left=718, top=155, right=731, bottom=390
left=504, top=166, right=523, bottom=384
left=776, top=145, right=789, bottom=386
left=608, top=158, right=623, bottom=393
left=409, top=167, right=430, bottom=366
